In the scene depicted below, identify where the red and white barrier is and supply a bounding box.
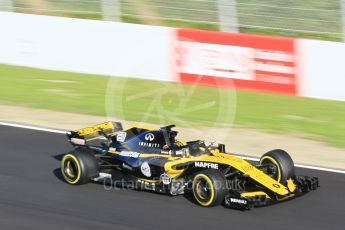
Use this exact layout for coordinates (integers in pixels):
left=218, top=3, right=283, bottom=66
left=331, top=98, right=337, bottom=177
left=0, top=12, right=344, bottom=101
left=174, top=29, right=298, bottom=95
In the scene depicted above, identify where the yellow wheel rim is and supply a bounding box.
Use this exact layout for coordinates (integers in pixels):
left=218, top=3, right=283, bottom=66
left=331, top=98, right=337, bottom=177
left=260, top=156, right=281, bottom=182
left=192, top=174, right=215, bottom=207
left=61, top=154, right=81, bottom=184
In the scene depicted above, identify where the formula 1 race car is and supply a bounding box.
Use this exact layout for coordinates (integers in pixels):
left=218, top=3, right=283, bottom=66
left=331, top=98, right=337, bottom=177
left=60, top=122, right=319, bottom=210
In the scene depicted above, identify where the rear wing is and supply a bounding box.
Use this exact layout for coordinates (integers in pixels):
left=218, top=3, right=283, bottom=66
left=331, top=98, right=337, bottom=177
left=67, top=121, right=123, bottom=145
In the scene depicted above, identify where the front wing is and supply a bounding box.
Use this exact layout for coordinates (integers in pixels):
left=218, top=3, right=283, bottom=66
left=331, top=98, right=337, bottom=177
left=224, top=175, right=319, bottom=210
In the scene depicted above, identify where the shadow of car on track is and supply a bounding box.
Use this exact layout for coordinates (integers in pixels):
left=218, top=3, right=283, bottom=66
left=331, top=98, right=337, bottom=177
left=52, top=167, right=68, bottom=184
left=52, top=153, right=71, bottom=184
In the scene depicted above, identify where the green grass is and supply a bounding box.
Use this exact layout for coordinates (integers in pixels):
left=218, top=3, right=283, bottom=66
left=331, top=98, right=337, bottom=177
left=1, top=64, right=345, bottom=148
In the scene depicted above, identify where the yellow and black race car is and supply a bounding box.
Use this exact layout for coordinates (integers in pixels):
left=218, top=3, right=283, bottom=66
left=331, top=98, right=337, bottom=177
left=61, top=122, right=319, bottom=210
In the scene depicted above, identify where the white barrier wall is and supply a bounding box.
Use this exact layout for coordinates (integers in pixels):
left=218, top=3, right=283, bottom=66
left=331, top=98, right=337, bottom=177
left=0, top=12, right=172, bottom=81
left=297, top=39, right=345, bottom=101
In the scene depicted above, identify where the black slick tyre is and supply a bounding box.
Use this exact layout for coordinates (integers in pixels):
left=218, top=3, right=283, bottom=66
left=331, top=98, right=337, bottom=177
left=260, top=149, right=295, bottom=184
left=192, top=169, right=226, bottom=207
left=61, top=148, right=99, bottom=185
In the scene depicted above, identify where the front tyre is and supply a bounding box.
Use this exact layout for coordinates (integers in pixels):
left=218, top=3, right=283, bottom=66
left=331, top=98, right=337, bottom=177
left=260, top=149, right=295, bottom=184
left=61, top=149, right=99, bottom=185
left=192, top=169, right=226, bottom=207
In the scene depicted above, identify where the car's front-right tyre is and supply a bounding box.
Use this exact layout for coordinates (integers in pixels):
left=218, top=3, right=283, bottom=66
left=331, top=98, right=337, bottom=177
left=260, top=149, right=295, bottom=184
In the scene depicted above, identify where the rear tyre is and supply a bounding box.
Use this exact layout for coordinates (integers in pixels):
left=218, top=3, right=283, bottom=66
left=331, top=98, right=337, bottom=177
left=61, top=148, right=99, bottom=185
left=192, top=169, right=226, bottom=207
left=260, top=149, right=295, bottom=184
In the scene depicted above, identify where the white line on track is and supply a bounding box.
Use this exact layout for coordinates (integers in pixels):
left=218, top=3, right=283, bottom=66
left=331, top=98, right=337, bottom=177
left=0, top=121, right=67, bottom=134
left=1, top=121, right=345, bottom=175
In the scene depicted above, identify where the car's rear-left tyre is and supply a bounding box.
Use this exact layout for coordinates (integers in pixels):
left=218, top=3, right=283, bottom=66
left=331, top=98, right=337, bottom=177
left=192, top=169, right=226, bottom=207
left=61, top=148, right=99, bottom=185
left=260, top=149, right=295, bottom=184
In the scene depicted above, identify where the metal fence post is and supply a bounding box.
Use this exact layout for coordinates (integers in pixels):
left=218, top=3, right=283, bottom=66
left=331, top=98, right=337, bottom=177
left=101, top=0, right=121, bottom=22
left=0, top=0, right=13, bottom=11
left=217, top=0, right=239, bottom=33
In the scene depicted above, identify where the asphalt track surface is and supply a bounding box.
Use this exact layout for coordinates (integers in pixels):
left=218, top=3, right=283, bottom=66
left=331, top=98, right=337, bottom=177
left=0, top=125, right=344, bottom=230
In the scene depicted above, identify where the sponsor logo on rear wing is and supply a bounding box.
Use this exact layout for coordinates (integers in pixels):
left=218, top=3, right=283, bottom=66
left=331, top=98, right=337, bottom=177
left=67, top=121, right=123, bottom=144
left=76, top=122, right=115, bottom=136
